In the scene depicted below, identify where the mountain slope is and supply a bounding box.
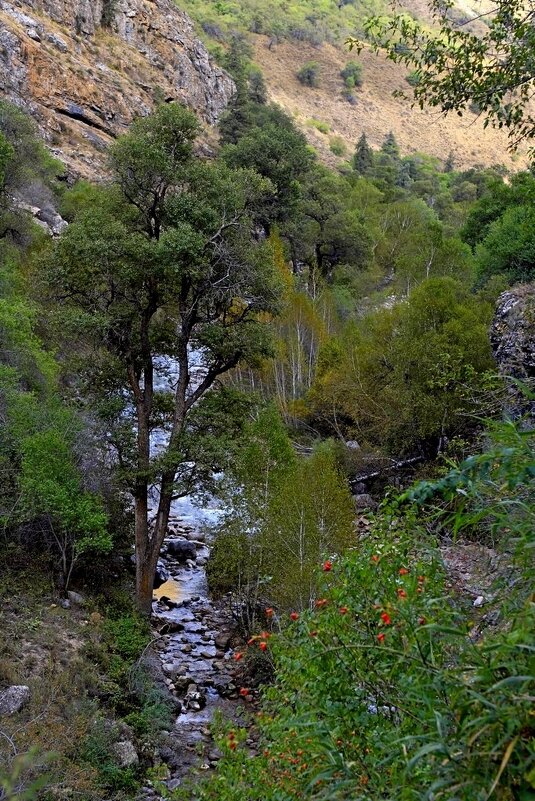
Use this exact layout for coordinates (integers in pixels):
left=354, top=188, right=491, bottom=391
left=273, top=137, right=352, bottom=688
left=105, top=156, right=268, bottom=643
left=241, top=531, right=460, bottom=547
left=252, top=35, right=524, bottom=170
left=0, top=0, right=234, bottom=178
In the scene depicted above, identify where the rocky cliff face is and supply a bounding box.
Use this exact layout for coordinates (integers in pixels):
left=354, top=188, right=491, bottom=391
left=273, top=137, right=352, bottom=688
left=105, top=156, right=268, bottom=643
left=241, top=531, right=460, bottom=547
left=0, top=0, right=234, bottom=178
left=491, top=283, right=535, bottom=421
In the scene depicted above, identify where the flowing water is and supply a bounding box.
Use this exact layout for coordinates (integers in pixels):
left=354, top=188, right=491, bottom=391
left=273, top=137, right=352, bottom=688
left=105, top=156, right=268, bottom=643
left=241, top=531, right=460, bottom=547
left=140, top=354, right=251, bottom=792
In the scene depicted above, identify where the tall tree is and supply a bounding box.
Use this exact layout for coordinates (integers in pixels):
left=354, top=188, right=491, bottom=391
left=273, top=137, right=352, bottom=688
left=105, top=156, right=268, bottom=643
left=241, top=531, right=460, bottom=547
left=353, top=133, right=374, bottom=175
left=45, top=104, right=281, bottom=614
left=222, top=118, right=314, bottom=229
left=381, top=131, right=400, bottom=161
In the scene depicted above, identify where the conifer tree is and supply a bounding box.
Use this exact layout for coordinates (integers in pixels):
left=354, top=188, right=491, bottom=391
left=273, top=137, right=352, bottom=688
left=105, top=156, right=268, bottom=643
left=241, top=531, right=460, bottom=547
left=381, top=131, right=401, bottom=161
left=353, top=132, right=374, bottom=175
left=249, top=68, right=268, bottom=105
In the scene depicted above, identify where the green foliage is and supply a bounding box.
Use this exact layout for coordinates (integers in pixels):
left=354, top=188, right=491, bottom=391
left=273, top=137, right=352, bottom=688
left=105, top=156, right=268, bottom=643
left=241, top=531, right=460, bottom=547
left=476, top=204, right=535, bottom=285
left=208, top=407, right=355, bottom=617
left=19, top=431, right=110, bottom=556
left=297, top=61, right=321, bottom=88
left=103, top=614, right=150, bottom=664
left=340, top=60, right=363, bottom=88
left=46, top=104, right=281, bottom=494
left=309, top=278, right=495, bottom=453
left=0, top=214, right=109, bottom=591
left=0, top=749, right=53, bottom=801
left=248, top=67, right=267, bottom=104
left=101, top=0, right=118, bottom=27
left=405, top=69, right=421, bottom=87
left=307, top=118, right=330, bottom=134
left=329, top=136, right=346, bottom=157
left=185, top=420, right=535, bottom=801
left=461, top=172, right=535, bottom=249
left=178, top=0, right=388, bottom=46
left=353, top=132, right=374, bottom=175
left=0, top=131, right=14, bottom=189
left=0, top=101, right=61, bottom=233
left=80, top=719, right=139, bottom=793
left=406, top=418, right=535, bottom=561
left=222, top=113, right=314, bottom=225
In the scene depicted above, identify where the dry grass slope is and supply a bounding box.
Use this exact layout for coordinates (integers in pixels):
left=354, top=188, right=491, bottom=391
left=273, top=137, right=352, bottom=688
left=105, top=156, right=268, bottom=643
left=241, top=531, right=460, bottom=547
left=253, top=35, right=528, bottom=171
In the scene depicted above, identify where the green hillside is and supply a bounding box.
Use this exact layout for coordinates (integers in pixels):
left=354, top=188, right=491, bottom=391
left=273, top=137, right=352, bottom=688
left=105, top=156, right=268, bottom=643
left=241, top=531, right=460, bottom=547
left=177, top=0, right=389, bottom=45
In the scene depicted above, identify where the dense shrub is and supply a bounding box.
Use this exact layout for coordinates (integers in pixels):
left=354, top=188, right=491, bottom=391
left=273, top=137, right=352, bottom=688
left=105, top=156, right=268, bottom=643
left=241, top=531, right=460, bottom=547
left=182, top=420, right=535, bottom=801
left=476, top=204, right=535, bottom=285
left=297, top=61, right=321, bottom=87
left=340, top=60, right=363, bottom=88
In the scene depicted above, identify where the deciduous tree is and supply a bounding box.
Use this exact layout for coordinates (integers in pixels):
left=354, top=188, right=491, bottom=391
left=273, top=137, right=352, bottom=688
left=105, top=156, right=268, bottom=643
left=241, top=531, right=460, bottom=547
left=45, top=104, right=282, bottom=614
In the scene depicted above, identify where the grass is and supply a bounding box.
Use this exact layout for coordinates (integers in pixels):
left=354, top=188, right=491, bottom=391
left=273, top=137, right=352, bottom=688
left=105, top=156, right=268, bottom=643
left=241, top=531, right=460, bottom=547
left=307, top=118, right=330, bottom=134
left=0, top=551, right=167, bottom=800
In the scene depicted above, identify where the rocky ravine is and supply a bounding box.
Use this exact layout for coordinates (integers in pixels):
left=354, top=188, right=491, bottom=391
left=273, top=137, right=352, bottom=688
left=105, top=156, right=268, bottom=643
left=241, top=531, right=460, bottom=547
left=0, top=0, right=235, bottom=178
left=140, top=516, right=256, bottom=796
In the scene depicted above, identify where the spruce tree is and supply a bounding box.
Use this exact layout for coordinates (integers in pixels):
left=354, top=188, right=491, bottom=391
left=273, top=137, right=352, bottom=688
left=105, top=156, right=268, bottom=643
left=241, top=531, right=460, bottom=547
left=249, top=69, right=268, bottom=105
left=381, top=131, right=400, bottom=161
left=353, top=132, right=374, bottom=175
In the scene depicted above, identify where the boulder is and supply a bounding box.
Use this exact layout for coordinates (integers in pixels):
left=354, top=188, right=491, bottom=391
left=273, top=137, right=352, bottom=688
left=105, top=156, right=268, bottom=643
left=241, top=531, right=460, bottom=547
left=353, top=493, right=378, bottom=511
left=67, top=590, right=85, bottom=606
left=113, top=740, right=139, bottom=767
left=153, top=560, right=170, bottom=589
left=0, top=685, right=30, bottom=716
left=214, top=631, right=232, bottom=650
left=167, top=539, right=197, bottom=563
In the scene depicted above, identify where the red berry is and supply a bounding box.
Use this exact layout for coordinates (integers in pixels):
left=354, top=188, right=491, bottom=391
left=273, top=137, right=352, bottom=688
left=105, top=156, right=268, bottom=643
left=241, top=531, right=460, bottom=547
left=397, top=589, right=407, bottom=599
left=380, top=612, right=392, bottom=625
left=377, top=632, right=385, bottom=643
left=239, top=687, right=249, bottom=697
left=399, top=567, right=409, bottom=575
left=323, top=560, right=333, bottom=572
left=259, top=641, right=268, bottom=652
left=339, top=606, right=349, bottom=615
left=290, top=612, right=299, bottom=621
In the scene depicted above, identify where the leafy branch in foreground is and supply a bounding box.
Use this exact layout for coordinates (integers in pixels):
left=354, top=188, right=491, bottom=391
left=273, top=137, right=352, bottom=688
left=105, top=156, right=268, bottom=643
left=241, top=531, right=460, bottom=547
left=183, top=417, right=535, bottom=801
left=350, top=0, right=535, bottom=152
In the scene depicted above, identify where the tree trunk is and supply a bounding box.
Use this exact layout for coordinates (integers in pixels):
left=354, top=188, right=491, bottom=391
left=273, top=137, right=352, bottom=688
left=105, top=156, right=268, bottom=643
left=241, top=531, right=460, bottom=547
left=135, top=492, right=154, bottom=616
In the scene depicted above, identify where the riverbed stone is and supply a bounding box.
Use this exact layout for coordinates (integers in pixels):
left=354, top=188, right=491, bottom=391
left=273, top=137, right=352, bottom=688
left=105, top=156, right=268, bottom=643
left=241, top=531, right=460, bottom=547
left=67, top=590, right=85, bottom=606
left=167, top=538, right=197, bottom=562
left=353, top=493, right=378, bottom=511
left=215, top=632, right=231, bottom=650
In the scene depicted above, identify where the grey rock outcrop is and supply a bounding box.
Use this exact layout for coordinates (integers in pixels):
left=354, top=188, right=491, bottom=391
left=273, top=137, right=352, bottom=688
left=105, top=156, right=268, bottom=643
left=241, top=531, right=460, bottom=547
left=154, top=560, right=170, bottom=589
left=0, top=685, right=30, bottom=716
left=491, top=284, right=535, bottom=421
left=0, top=0, right=234, bottom=178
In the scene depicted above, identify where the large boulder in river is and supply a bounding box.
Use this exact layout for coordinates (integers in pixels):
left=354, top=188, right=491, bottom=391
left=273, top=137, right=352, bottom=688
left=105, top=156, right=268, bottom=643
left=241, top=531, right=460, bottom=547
left=167, top=539, right=197, bottom=563
left=154, top=560, right=170, bottom=589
